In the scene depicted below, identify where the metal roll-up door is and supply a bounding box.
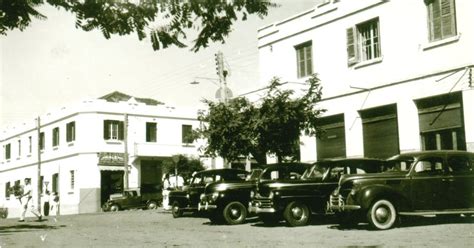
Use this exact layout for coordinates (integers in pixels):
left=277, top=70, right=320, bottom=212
left=415, top=92, right=465, bottom=150
left=361, top=104, right=399, bottom=159
left=317, top=114, right=346, bottom=160
left=418, top=103, right=462, bottom=132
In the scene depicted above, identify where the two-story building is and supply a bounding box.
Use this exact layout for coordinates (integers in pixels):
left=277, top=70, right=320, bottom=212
left=0, top=91, right=217, bottom=218
left=258, top=0, right=474, bottom=160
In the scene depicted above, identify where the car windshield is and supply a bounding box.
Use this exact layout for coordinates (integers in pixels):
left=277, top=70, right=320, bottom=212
left=385, top=155, right=415, bottom=172
left=301, top=164, right=329, bottom=179
left=247, top=169, right=263, bottom=181
left=260, top=167, right=302, bottom=180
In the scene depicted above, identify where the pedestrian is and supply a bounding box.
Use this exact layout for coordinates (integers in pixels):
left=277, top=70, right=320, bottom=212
left=43, top=190, right=51, bottom=217
left=162, top=173, right=171, bottom=210
left=51, top=192, right=60, bottom=222
left=19, top=178, right=42, bottom=222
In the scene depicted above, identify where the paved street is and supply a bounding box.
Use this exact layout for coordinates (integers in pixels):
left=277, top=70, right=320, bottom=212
left=0, top=209, right=473, bottom=247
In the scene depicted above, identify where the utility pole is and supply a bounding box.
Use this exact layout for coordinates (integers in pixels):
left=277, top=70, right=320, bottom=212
left=123, top=113, right=129, bottom=190
left=215, top=51, right=229, bottom=103
left=36, top=117, right=42, bottom=215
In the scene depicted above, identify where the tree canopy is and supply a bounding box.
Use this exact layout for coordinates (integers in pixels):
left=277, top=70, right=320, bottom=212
left=162, top=154, right=205, bottom=181
left=0, top=0, right=276, bottom=51
left=196, top=74, right=326, bottom=164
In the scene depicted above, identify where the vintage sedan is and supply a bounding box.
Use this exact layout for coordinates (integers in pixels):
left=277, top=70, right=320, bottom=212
left=169, top=168, right=248, bottom=218
left=198, top=163, right=311, bottom=225
left=329, top=150, right=474, bottom=230
left=248, top=158, right=386, bottom=226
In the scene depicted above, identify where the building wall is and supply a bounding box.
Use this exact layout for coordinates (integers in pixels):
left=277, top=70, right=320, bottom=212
left=0, top=99, right=210, bottom=218
left=258, top=0, right=474, bottom=161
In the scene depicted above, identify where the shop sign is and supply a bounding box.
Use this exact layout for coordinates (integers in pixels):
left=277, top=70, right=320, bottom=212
left=98, top=152, right=125, bottom=166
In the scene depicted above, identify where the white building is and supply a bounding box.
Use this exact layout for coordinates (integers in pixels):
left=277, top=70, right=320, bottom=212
left=258, top=0, right=474, bottom=161
left=0, top=92, right=218, bottom=218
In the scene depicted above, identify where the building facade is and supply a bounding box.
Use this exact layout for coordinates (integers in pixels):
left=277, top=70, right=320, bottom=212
left=258, top=0, right=474, bottom=161
left=0, top=92, right=215, bottom=218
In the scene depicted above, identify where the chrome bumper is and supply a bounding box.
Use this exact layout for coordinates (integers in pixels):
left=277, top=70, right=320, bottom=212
left=198, top=202, right=217, bottom=211
left=328, top=195, right=361, bottom=211
left=248, top=201, right=276, bottom=214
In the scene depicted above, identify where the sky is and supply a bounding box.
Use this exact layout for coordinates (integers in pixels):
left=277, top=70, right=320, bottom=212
left=0, top=0, right=319, bottom=129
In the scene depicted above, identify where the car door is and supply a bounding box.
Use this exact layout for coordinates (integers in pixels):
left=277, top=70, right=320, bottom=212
left=188, top=174, right=209, bottom=207
left=446, top=155, right=474, bottom=209
left=410, top=156, right=450, bottom=211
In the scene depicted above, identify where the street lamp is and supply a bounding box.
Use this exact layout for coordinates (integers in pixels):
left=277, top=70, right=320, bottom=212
left=190, top=77, right=233, bottom=102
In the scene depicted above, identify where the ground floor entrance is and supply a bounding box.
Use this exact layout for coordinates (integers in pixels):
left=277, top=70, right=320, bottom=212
left=100, top=171, right=124, bottom=205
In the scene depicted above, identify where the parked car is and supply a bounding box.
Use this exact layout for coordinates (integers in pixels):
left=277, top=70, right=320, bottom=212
left=102, top=188, right=162, bottom=212
left=169, top=168, right=249, bottom=218
left=199, top=163, right=311, bottom=225
left=329, top=150, right=474, bottom=230
left=248, top=158, right=386, bottom=226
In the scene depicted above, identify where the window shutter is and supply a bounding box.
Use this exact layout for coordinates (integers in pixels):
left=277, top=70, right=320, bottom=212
left=104, top=121, right=110, bottom=140
left=346, top=27, right=358, bottom=65
left=118, top=121, right=124, bottom=140
left=440, top=0, right=455, bottom=38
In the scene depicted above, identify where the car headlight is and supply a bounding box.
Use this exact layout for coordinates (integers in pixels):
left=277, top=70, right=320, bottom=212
left=268, top=191, right=274, bottom=199
left=200, top=193, right=205, bottom=201
left=349, top=183, right=361, bottom=196
left=250, top=190, right=255, bottom=198
left=211, top=192, right=219, bottom=202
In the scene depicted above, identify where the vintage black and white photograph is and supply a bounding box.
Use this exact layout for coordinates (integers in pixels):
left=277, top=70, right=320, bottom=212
left=1, top=0, right=473, bottom=247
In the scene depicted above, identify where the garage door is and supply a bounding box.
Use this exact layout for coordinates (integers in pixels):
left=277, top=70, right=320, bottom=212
left=361, top=104, right=399, bottom=159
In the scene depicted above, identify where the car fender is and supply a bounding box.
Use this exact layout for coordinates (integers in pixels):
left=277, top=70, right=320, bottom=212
left=355, top=184, right=406, bottom=211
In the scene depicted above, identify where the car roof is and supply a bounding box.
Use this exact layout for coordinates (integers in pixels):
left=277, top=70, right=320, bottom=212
left=389, top=150, right=474, bottom=159
left=195, top=168, right=248, bottom=176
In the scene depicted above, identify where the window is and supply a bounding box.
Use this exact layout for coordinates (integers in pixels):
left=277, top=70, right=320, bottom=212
left=70, top=170, right=75, bottom=190
left=146, top=122, right=157, bottom=142
left=346, top=18, right=381, bottom=65
left=52, top=127, right=60, bottom=147
left=426, top=0, right=456, bottom=42
left=18, top=140, right=21, bottom=157
left=28, top=136, right=32, bottom=154
left=103, top=120, right=124, bottom=141
left=39, top=176, right=44, bottom=194
left=181, top=125, right=194, bottom=144
left=52, top=173, right=59, bottom=193
left=39, top=132, right=45, bottom=150
left=5, top=182, right=10, bottom=198
left=4, top=144, right=11, bottom=160
left=295, top=41, right=313, bottom=78
left=66, top=121, right=76, bottom=142
left=447, top=156, right=472, bottom=174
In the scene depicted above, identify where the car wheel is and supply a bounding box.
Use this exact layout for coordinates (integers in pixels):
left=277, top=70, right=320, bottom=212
left=258, top=213, right=279, bottom=226
left=109, top=204, right=120, bottom=212
left=367, top=199, right=397, bottom=230
left=283, top=201, right=310, bottom=227
left=147, top=201, right=158, bottom=210
left=223, top=201, right=247, bottom=225
left=171, top=201, right=183, bottom=218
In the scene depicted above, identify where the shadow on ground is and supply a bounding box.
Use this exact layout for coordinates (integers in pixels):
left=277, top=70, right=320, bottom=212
left=0, top=220, right=66, bottom=236
left=327, top=215, right=474, bottom=231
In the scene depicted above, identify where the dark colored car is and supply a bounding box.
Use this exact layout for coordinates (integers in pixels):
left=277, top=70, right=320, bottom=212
left=199, top=163, right=311, bottom=225
left=169, top=168, right=249, bottom=218
left=102, top=188, right=162, bottom=212
left=248, top=158, right=386, bottom=226
left=329, top=150, right=474, bottom=230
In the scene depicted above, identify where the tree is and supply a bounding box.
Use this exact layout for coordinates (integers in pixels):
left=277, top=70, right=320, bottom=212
left=0, top=0, right=276, bottom=52
left=196, top=74, right=326, bottom=164
left=162, top=154, right=204, bottom=182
